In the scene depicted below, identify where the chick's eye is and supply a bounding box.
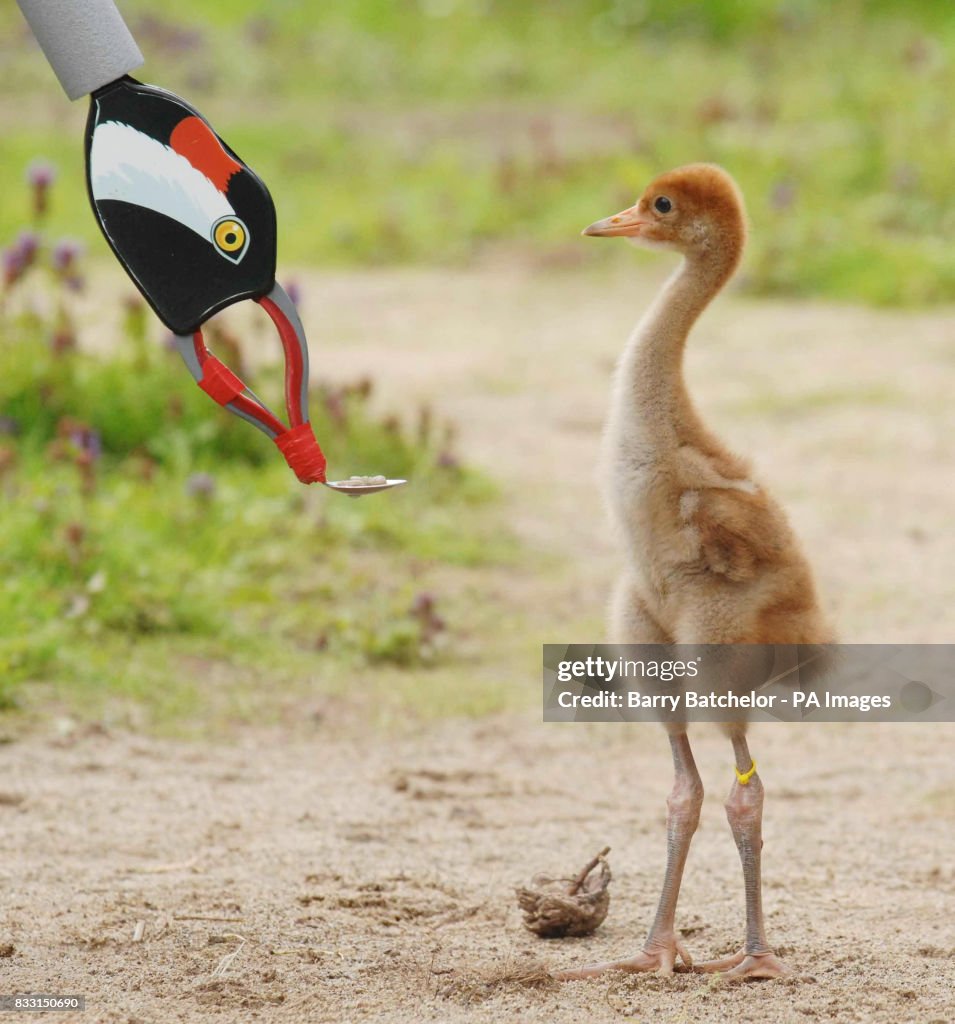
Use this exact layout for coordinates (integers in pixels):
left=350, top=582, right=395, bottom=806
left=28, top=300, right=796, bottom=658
left=654, top=196, right=672, bottom=214
left=214, top=219, right=246, bottom=253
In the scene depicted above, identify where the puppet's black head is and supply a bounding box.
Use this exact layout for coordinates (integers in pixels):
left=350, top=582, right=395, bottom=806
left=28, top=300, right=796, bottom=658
left=86, top=78, right=277, bottom=335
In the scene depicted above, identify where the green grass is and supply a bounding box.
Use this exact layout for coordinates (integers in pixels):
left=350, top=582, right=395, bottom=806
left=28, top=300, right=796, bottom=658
left=0, top=451, right=513, bottom=724
left=1, top=1, right=954, bottom=304
left=0, top=403, right=517, bottom=727
left=0, top=243, right=520, bottom=729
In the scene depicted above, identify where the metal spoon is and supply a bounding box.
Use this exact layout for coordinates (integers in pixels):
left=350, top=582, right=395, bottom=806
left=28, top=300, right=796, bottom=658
left=324, top=478, right=408, bottom=499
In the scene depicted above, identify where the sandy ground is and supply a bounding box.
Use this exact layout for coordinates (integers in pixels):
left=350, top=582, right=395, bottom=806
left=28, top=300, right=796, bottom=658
left=3, top=263, right=955, bottom=1022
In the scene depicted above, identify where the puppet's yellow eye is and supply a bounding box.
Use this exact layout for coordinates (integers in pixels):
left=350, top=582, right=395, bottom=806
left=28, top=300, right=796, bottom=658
left=214, top=219, right=247, bottom=254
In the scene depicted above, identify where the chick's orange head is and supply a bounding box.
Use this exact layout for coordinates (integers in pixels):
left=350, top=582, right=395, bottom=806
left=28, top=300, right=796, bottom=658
left=583, top=163, right=747, bottom=258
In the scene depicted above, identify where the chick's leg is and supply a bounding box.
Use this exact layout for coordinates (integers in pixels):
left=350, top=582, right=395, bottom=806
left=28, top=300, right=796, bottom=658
left=556, top=731, right=701, bottom=980
left=695, top=732, right=790, bottom=980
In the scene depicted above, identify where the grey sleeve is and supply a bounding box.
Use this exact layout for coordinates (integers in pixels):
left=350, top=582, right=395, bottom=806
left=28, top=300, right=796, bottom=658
left=15, top=0, right=144, bottom=100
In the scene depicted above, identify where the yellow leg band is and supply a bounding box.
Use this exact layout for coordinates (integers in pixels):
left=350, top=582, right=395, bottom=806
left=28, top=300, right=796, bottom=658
left=735, top=759, right=757, bottom=785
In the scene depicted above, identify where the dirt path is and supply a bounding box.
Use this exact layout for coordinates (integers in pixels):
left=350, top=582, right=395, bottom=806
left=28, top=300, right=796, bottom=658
left=2, top=719, right=953, bottom=1023
left=287, top=261, right=955, bottom=641
left=4, top=264, right=955, bottom=1022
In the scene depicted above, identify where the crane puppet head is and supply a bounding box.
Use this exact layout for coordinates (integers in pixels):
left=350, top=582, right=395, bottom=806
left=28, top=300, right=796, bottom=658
left=86, top=78, right=276, bottom=335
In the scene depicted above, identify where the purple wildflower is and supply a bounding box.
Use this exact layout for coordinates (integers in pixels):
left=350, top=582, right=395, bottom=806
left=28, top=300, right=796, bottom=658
left=284, top=279, right=302, bottom=307
left=245, top=15, right=275, bottom=46
left=51, top=325, right=77, bottom=353
left=186, top=472, right=216, bottom=500
left=411, top=592, right=436, bottom=616
left=411, top=591, right=446, bottom=643
left=15, top=230, right=40, bottom=266
left=769, top=179, right=797, bottom=212
left=50, top=239, right=85, bottom=292
left=2, top=246, right=26, bottom=287
left=52, top=238, right=84, bottom=274
left=26, top=160, right=56, bottom=217
left=83, top=430, right=102, bottom=462
left=26, top=160, right=56, bottom=189
left=69, top=425, right=102, bottom=462
left=3, top=230, right=42, bottom=286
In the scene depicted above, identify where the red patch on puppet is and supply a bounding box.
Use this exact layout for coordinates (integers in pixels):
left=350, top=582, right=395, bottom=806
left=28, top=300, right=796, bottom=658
left=169, top=116, right=241, bottom=194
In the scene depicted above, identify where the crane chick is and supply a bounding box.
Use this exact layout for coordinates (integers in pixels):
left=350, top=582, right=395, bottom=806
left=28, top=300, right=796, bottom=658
left=556, top=165, right=834, bottom=982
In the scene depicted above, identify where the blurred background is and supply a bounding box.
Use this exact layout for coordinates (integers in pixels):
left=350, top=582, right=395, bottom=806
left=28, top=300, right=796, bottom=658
left=3, top=0, right=954, bottom=302
left=1, top=0, right=953, bottom=729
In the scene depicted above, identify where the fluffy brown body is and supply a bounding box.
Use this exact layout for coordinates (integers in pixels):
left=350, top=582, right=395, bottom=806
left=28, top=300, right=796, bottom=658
left=557, top=165, right=834, bottom=983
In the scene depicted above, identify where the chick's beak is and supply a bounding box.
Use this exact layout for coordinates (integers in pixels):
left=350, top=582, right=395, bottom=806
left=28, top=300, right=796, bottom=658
left=582, top=204, right=648, bottom=238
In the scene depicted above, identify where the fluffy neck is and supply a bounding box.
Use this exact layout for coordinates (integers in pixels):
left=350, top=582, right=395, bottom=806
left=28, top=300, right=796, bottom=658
left=610, top=248, right=737, bottom=455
